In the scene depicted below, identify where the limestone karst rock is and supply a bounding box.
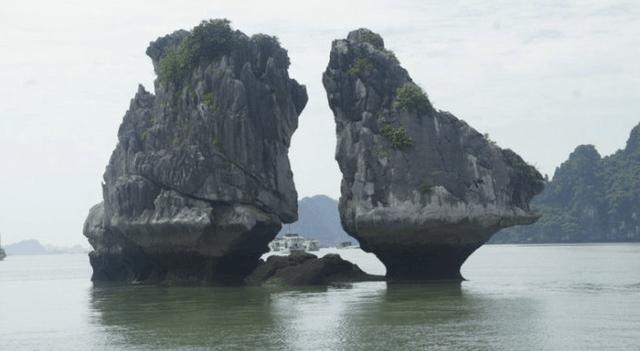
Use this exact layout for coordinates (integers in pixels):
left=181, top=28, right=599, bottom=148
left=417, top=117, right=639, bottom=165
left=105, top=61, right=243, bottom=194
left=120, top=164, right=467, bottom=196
left=84, top=20, right=307, bottom=284
left=322, top=29, right=544, bottom=280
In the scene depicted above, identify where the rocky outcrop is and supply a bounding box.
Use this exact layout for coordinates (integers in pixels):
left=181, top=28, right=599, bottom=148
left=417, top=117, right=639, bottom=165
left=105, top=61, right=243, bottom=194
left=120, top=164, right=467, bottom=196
left=322, top=29, right=544, bottom=280
left=84, top=19, right=307, bottom=284
left=245, top=252, right=381, bottom=286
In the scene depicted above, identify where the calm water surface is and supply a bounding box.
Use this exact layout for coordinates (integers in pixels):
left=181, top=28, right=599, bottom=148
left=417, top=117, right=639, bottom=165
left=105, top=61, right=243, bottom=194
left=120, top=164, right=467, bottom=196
left=1, top=244, right=639, bottom=350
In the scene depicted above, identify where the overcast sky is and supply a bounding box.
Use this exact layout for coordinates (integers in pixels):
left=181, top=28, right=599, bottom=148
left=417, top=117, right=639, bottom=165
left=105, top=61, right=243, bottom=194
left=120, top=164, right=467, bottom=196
left=1, top=0, right=639, bottom=246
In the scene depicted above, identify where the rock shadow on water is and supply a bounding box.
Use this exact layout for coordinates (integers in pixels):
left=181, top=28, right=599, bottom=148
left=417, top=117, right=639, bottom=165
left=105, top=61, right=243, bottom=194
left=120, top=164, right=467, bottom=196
left=89, top=284, right=280, bottom=350
left=338, top=281, right=545, bottom=350
left=87, top=282, right=379, bottom=350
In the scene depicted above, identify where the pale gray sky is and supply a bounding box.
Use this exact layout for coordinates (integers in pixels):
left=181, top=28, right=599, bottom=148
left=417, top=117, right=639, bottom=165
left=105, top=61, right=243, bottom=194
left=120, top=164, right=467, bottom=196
left=1, top=0, right=639, bottom=246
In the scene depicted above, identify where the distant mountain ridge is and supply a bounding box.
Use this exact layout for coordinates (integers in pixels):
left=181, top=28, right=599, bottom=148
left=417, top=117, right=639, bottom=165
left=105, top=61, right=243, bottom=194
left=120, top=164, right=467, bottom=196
left=4, top=239, right=89, bottom=255
left=493, top=122, right=640, bottom=243
left=278, top=195, right=355, bottom=246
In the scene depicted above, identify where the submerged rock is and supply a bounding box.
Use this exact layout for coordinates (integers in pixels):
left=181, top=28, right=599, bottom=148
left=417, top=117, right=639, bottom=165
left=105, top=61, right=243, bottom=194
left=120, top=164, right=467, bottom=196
left=84, top=19, right=307, bottom=284
left=322, top=29, right=544, bottom=280
left=245, top=252, right=382, bottom=286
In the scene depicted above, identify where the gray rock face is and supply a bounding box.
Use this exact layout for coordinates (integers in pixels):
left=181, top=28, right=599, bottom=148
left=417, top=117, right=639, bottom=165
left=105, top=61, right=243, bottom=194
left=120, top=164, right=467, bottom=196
left=322, top=29, right=544, bottom=280
left=84, top=20, right=307, bottom=284
left=245, top=252, right=382, bottom=286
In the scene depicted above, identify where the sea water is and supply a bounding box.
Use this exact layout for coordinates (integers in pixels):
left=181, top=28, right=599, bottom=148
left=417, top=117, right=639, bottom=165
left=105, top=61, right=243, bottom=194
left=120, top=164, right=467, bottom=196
left=1, top=244, right=639, bottom=350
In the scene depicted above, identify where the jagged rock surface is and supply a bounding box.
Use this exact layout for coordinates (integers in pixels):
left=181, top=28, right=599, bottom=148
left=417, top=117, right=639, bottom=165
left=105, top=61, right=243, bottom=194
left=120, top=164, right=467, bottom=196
left=322, top=29, right=544, bottom=280
left=84, top=20, right=307, bottom=284
left=245, top=252, right=381, bottom=286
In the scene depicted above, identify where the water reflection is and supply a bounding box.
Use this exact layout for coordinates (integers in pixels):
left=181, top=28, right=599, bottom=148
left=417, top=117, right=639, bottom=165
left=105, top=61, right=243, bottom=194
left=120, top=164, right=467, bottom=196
left=90, top=285, right=279, bottom=350
left=88, top=281, right=544, bottom=350
left=343, top=282, right=543, bottom=350
left=268, top=283, right=387, bottom=350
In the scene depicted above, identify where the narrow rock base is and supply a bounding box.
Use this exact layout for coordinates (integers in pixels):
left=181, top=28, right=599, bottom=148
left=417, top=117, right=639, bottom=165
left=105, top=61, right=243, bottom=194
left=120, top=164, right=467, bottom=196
left=374, top=244, right=483, bottom=281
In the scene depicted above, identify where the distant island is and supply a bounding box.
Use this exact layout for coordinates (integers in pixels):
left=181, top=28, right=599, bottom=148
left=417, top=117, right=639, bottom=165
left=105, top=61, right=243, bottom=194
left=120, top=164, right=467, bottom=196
left=492, top=123, right=640, bottom=243
left=278, top=195, right=353, bottom=246
left=3, top=239, right=88, bottom=256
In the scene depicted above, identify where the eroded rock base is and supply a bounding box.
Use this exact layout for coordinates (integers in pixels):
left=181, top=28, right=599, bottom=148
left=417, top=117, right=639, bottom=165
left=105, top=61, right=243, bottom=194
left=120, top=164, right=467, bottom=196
left=374, top=244, right=483, bottom=281
left=89, top=251, right=263, bottom=285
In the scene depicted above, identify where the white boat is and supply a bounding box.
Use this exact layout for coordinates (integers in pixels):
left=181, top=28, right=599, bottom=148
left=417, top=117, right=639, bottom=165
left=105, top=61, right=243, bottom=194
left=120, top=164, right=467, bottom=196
left=305, top=239, right=320, bottom=252
left=337, top=241, right=359, bottom=249
left=268, top=233, right=320, bottom=254
left=268, top=238, right=285, bottom=252
left=283, top=233, right=306, bottom=253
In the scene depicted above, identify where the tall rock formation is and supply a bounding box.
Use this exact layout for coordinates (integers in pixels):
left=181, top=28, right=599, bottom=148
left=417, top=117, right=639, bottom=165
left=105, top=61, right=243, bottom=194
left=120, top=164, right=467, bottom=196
left=322, top=29, right=544, bottom=280
left=494, top=122, right=640, bottom=243
left=84, top=20, right=307, bottom=284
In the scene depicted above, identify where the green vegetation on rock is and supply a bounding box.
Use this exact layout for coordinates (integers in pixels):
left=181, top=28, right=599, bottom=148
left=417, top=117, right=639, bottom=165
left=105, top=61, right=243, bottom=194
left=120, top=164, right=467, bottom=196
left=348, top=58, right=374, bottom=77
left=382, top=48, right=398, bottom=61
left=212, top=137, right=222, bottom=150
left=373, top=145, right=389, bottom=159
left=381, top=124, right=413, bottom=150
left=358, top=30, right=384, bottom=48
left=419, top=177, right=433, bottom=194
left=393, top=82, right=431, bottom=116
left=202, top=92, right=216, bottom=111
left=158, top=19, right=236, bottom=84
left=502, top=148, right=545, bottom=200
left=158, top=48, right=185, bottom=84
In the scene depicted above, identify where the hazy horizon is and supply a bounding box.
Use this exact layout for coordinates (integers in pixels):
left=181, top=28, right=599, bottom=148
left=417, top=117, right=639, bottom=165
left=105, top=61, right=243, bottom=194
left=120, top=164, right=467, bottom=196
left=1, top=0, right=639, bottom=246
